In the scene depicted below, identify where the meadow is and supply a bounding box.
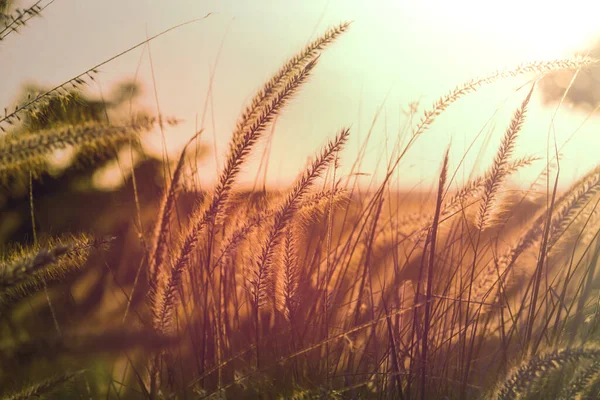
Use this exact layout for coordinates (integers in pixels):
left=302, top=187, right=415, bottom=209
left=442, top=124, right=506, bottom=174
left=2, top=3, right=600, bottom=399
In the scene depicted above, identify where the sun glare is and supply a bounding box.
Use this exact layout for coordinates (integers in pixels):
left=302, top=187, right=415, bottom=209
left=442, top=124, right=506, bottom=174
left=4, top=3, right=600, bottom=398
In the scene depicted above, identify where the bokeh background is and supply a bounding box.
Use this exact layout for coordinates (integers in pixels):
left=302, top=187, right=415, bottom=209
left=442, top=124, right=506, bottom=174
left=3, top=2, right=600, bottom=396
left=2, top=0, right=600, bottom=192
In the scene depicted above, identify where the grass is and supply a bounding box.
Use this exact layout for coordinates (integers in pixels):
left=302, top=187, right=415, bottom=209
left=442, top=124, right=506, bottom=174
left=2, top=2, right=600, bottom=399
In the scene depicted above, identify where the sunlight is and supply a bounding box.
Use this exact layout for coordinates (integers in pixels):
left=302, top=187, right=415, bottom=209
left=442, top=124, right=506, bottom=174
left=415, top=0, right=600, bottom=59
left=4, top=2, right=600, bottom=398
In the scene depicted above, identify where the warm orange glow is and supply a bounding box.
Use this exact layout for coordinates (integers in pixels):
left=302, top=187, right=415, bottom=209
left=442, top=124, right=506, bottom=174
left=6, top=3, right=600, bottom=398
left=2, top=0, right=600, bottom=190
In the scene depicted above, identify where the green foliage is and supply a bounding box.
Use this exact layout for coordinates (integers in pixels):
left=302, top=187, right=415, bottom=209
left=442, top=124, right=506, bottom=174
left=0, top=3, right=175, bottom=397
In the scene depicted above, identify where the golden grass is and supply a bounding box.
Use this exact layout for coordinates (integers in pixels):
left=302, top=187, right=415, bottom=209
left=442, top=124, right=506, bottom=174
left=3, top=10, right=600, bottom=399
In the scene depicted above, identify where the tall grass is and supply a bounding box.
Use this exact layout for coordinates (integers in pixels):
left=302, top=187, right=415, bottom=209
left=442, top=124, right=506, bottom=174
left=3, top=3, right=600, bottom=399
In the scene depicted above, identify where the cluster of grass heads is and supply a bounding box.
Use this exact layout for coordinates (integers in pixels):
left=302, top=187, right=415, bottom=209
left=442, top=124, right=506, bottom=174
left=3, top=2, right=600, bottom=399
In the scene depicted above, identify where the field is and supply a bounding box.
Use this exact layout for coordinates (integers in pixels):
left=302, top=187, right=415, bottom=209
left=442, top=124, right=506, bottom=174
left=2, top=3, right=600, bottom=399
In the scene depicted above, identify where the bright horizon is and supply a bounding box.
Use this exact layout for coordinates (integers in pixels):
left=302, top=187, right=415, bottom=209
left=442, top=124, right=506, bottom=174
left=2, top=0, right=600, bottom=192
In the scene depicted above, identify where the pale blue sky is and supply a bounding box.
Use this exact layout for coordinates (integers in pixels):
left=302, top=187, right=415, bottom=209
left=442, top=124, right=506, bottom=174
left=2, top=0, right=600, bottom=191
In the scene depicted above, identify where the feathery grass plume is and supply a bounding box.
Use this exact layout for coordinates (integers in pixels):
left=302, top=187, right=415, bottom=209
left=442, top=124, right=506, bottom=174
left=295, top=186, right=349, bottom=223
left=0, top=244, right=69, bottom=289
left=558, top=359, right=600, bottom=399
left=0, top=117, right=155, bottom=180
left=156, top=59, right=319, bottom=316
left=152, top=25, right=350, bottom=333
left=249, top=128, right=349, bottom=368
left=525, top=155, right=561, bottom=202
left=0, top=0, right=48, bottom=42
left=215, top=210, right=274, bottom=269
left=496, top=347, right=600, bottom=400
left=476, top=84, right=535, bottom=230
left=546, top=195, right=600, bottom=260
left=445, top=156, right=539, bottom=218
left=412, top=56, right=596, bottom=138
left=401, top=156, right=539, bottom=244
left=2, top=82, right=98, bottom=133
left=249, top=128, right=349, bottom=310
left=381, top=56, right=595, bottom=181
left=189, top=21, right=350, bottom=229
left=486, top=163, right=600, bottom=299
left=147, top=131, right=202, bottom=311
left=580, top=204, right=600, bottom=245
left=209, top=58, right=319, bottom=223
left=233, top=21, right=351, bottom=142
left=1, top=370, right=84, bottom=400
left=212, top=188, right=345, bottom=275
left=280, top=228, right=300, bottom=320
left=206, top=22, right=350, bottom=226
left=469, top=162, right=599, bottom=305
left=299, top=187, right=348, bottom=210
left=548, top=164, right=600, bottom=247
left=0, top=234, right=112, bottom=309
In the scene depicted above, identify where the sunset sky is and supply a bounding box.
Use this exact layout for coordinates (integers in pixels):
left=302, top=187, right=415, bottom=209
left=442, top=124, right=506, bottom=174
left=2, top=0, right=600, bottom=192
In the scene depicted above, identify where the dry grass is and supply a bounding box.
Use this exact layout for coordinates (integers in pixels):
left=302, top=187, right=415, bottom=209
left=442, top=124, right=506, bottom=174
left=3, top=6, right=600, bottom=399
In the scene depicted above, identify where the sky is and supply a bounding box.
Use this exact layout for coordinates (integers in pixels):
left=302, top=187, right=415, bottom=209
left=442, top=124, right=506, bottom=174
left=2, top=0, right=600, bottom=192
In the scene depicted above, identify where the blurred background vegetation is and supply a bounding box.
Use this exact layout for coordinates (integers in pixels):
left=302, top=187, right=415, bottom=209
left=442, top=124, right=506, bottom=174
left=2, top=0, right=600, bottom=397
